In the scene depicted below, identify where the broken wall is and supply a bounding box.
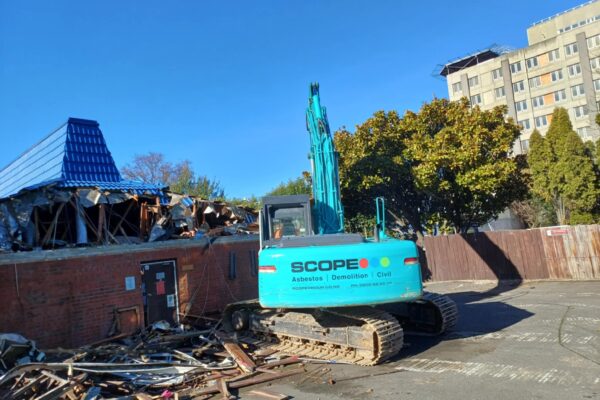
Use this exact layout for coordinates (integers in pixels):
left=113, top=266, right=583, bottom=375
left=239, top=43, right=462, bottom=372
left=0, top=236, right=259, bottom=348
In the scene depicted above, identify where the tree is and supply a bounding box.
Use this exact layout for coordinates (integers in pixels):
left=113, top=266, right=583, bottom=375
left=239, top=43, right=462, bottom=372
left=266, top=172, right=312, bottom=196
left=227, top=196, right=261, bottom=211
left=510, top=196, right=557, bottom=228
left=121, top=153, right=225, bottom=199
left=121, top=152, right=176, bottom=184
left=334, top=98, right=525, bottom=236
left=335, top=111, right=427, bottom=239
left=528, top=108, right=598, bottom=224
left=403, top=98, right=526, bottom=233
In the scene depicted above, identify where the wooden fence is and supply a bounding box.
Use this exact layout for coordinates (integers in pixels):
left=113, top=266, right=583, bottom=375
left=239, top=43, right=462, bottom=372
left=423, top=225, right=600, bottom=281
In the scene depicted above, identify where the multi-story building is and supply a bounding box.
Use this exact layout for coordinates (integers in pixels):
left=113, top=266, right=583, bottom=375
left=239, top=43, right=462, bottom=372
left=440, top=0, right=600, bottom=154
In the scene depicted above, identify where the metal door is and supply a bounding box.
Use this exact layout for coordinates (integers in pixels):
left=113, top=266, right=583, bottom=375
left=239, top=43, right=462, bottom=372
left=141, top=260, right=179, bottom=326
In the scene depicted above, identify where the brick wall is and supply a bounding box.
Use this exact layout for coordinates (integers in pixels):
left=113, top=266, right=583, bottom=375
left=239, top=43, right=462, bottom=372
left=0, top=236, right=259, bottom=348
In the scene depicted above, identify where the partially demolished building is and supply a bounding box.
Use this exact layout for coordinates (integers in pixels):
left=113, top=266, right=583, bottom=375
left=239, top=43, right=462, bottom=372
left=0, top=118, right=259, bottom=348
left=0, top=118, right=256, bottom=251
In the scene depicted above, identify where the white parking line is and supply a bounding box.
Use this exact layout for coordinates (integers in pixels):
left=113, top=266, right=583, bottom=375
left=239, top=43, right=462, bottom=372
left=447, top=331, right=597, bottom=345
left=396, top=358, right=586, bottom=386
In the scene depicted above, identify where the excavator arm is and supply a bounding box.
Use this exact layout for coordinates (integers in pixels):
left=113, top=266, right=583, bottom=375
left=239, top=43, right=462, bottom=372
left=306, top=83, right=344, bottom=234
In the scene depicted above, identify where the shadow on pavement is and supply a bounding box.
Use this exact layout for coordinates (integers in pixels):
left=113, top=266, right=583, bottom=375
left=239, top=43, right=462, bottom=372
left=389, top=282, right=535, bottom=361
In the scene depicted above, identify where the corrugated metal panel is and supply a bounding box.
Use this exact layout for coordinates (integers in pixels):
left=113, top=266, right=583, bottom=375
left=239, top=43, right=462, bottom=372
left=0, top=118, right=164, bottom=199
left=59, top=180, right=164, bottom=195
left=0, top=123, right=68, bottom=198
left=62, top=118, right=121, bottom=183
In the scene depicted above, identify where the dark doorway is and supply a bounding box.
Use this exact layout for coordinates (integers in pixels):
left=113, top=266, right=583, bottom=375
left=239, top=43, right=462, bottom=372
left=141, top=260, right=179, bottom=326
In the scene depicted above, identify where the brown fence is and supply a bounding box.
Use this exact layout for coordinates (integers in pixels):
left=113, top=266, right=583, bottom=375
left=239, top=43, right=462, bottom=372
left=423, top=225, right=600, bottom=281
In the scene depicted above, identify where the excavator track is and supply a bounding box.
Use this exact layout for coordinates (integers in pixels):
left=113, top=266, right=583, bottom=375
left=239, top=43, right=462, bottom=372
left=377, top=291, right=458, bottom=336
left=223, top=302, right=403, bottom=365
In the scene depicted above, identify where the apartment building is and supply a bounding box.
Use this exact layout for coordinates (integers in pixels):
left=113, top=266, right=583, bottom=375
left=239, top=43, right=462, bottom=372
left=440, top=0, right=600, bottom=154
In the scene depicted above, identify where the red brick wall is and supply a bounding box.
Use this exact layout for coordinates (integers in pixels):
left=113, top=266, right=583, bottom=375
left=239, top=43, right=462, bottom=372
left=0, top=237, right=259, bottom=348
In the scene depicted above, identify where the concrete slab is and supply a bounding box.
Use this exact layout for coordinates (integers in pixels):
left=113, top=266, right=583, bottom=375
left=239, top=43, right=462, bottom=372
left=241, top=281, right=600, bottom=400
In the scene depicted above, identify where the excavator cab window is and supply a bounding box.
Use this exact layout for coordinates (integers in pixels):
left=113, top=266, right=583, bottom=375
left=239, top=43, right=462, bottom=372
left=261, top=194, right=313, bottom=245
left=271, top=208, right=307, bottom=239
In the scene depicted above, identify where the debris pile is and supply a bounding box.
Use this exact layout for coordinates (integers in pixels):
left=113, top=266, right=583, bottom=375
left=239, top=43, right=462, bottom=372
left=0, top=323, right=303, bottom=399
left=0, top=187, right=258, bottom=253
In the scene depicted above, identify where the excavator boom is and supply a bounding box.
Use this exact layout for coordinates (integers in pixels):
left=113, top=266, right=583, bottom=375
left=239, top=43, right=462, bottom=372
left=306, top=83, right=344, bottom=234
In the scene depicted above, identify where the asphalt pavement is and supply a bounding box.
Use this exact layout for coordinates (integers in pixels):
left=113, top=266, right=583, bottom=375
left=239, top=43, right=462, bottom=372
left=243, top=280, right=600, bottom=400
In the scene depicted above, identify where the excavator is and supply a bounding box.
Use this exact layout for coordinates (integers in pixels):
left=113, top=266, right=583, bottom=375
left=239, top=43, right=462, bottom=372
left=224, top=83, right=457, bottom=365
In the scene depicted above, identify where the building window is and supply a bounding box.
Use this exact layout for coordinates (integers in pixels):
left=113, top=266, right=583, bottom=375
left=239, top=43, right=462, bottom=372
left=518, top=119, right=531, bottom=130
left=510, top=61, right=522, bottom=74
left=535, top=115, right=548, bottom=128
left=577, top=126, right=590, bottom=139
left=512, top=80, right=526, bottom=93
left=574, top=105, right=589, bottom=119
left=521, top=139, right=530, bottom=153
left=532, top=95, right=545, bottom=108
left=548, top=49, right=560, bottom=62
left=591, top=57, right=600, bottom=70
left=515, top=99, right=528, bottom=112
left=568, top=63, right=582, bottom=77
left=554, top=89, right=566, bottom=102
left=550, top=69, right=563, bottom=82
left=452, top=82, right=462, bottom=94
left=529, top=76, right=542, bottom=89
left=491, top=68, right=503, bottom=81
left=470, top=93, right=482, bottom=105
left=571, top=84, right=585, bottom=97
left=594, top=79, right=600, bottom=92
left=588, top=34, right=600, bottom=49
left=565, top=42, right=578, bottom=56
left=494, top=86, right=506, bottom=99
left=468, top=76, right=479, bottom=87
left=526, top=56, right=539, bottom=69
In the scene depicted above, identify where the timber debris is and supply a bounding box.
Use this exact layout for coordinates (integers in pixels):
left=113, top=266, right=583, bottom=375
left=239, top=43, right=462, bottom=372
left=0, top=322, right=302, bottom=400
left=0, top=189, right=257, bottom=253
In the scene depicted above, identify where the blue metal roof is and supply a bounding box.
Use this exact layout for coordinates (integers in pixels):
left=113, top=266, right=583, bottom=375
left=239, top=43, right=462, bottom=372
left=0, top=118, right=164, bottom=198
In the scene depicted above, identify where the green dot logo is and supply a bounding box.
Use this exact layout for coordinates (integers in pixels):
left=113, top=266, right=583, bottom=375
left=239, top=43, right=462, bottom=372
left=380, top=257, right=390, bottom=267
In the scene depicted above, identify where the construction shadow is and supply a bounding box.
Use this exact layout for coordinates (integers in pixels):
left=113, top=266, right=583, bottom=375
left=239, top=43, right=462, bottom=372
left=390, top=232, right=531, bottom=361
left=394, top=283, right=534, bottom=360
left=421, top=230, right=524, bottom=296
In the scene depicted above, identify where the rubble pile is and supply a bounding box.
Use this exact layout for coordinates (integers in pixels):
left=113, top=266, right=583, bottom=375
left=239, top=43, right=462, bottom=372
left=0, top=187, right=258, bottom=252
left=0, top=323, right=304, bottom=400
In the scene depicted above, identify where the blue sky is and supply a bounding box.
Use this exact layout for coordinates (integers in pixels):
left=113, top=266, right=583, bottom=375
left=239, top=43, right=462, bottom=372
left=0, top=1, right=585, bottom=198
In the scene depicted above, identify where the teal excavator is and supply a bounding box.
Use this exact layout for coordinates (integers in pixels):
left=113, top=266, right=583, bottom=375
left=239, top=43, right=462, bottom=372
left=224, top=84, right=457, bottom=365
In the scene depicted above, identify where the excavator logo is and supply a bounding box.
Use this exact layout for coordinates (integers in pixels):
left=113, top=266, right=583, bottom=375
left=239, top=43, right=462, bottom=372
left=291, top=258, right=361, bottom=273
left=290, top=256, right=395, bottom=273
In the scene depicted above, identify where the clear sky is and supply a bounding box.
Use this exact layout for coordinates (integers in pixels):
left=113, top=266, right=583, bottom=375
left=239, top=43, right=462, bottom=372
left=0, top=1, right=585, bottom=198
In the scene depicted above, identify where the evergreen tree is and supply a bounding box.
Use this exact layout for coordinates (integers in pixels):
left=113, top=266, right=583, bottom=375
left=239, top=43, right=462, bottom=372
left=527, top=108, right=598, bottom=224
left=335, top=99, right=526, bottom=235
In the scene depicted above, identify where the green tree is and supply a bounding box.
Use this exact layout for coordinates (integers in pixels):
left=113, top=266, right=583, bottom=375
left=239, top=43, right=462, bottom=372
left=528, top=108, right=598, bottom=224
left=403, top=98, right=526, bottom=232
left=266, top=172, right=312, bottom=196
left=335, top=98, right=525, bottom=236
left=227, top=196, right=261, bottom=211
left=335, top=111, right=427, bottom=239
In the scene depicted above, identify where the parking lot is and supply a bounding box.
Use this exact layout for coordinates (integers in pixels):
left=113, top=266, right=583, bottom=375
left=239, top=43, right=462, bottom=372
left=246, top=281, right=600, bottom=399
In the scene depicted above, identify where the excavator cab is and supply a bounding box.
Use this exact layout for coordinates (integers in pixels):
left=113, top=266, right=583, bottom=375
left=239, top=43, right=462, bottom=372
left=260, top=194, right=312, bottom=245
left=259, top=194, right=367, bottom=250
